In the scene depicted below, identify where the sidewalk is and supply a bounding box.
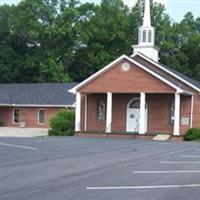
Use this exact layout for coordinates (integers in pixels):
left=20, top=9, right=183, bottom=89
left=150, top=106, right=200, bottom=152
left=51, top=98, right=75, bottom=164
left=0, top=127, right=48, bottom=137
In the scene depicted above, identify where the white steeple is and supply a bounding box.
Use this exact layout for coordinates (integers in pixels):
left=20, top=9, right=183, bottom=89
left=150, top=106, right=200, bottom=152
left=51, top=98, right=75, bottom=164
left=132, top=0, right=159, bottom=62
left=143, top=0, right=151, bottom=27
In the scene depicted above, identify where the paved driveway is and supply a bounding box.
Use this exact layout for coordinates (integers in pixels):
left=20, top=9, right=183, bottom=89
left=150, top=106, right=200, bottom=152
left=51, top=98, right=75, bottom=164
left=0, top=127, right=48, bottom=137
left=0, top=137, right=200, bottom=200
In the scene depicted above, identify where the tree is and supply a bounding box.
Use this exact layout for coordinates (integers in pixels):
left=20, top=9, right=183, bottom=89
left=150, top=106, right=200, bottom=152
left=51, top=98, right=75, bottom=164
left=69, top=0, right=131, bottom=81
left=0, top=0, right=76, bottom=83
left=0, top=0, right=199, bottom=83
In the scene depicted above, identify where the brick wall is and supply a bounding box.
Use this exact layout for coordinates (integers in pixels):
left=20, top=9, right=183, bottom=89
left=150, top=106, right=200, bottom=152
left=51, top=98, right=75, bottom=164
left=82, top=93, right=179, bottom=134
left=0, top=107, right=62, bottom=128
left=79, top=60, right=175, bottom=94
left=193, top=94, right=200, bottom=128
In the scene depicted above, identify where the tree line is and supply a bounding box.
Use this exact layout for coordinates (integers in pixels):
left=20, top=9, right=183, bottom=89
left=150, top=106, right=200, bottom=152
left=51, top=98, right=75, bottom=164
left=0, top=0, right=199, bottom=83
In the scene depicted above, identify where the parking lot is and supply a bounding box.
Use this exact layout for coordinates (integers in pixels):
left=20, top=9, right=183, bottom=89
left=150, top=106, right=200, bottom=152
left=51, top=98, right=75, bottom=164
left=0, top=136, right=200, bottom=200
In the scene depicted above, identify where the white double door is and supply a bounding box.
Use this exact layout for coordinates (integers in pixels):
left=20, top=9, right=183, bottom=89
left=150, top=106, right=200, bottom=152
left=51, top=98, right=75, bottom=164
left=126, top=103, right=148, bottom=133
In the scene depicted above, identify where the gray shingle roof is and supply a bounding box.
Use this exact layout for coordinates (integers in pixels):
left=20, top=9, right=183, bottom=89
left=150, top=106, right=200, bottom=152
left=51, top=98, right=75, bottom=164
left=0, top=83, right=77, bottom=106
left=134, top=53, right=200, bottom=90
left=158, top=62, right=200, bottom=89
left=133, top=55, right=188, bottom=90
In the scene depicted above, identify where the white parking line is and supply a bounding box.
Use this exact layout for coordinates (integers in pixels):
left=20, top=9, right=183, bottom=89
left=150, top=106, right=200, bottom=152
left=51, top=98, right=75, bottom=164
left=133, top=170, right=200, bottom=174
left=86, top=184, right=200, bottom=190
left=0, top=142, right=38, bottom=150
left=164, top=148, right=194, bottom=156
left=180, top=155, right=200, bottom=158
left=160, top=161, right=200, bottom=164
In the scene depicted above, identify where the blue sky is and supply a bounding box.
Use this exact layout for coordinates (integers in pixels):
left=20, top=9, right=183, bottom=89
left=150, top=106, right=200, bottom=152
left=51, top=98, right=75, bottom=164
left=0, top=0, right=199, bottom=22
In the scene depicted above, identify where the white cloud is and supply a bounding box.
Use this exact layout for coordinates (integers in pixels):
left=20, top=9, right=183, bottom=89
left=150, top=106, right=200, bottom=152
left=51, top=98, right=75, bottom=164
left=0, top=0, right=21, bottom=5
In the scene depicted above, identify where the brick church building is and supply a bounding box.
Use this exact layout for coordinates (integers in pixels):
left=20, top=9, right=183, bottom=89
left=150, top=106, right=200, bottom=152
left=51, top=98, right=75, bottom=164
left=70, top=0, right=200, bottom=137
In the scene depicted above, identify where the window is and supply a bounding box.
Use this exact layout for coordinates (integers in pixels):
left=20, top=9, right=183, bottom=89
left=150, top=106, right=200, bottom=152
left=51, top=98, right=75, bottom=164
left=97, top=100, right=106, bottom=122
left=142, top=30, right=147, bottom=42
left=13, top=109, right=20, bottom=123
left=129, top=99, right=147, bottom=109
left=130, top=100, right=140, bottom=109
left=38, top=109, right=45, bottom=124
left=148, top=30, right=152, bottom=42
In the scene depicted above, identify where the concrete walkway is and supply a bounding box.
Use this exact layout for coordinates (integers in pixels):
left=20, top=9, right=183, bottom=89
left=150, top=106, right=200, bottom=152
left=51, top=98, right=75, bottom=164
left=0, top=127, right=48, bottom=137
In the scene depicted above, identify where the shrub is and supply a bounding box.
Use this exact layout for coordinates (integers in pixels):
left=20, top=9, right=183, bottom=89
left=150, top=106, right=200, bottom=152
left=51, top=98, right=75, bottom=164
left=184, top=128, right=200, bottom=141
left=49, top=109, right=75, bottom=136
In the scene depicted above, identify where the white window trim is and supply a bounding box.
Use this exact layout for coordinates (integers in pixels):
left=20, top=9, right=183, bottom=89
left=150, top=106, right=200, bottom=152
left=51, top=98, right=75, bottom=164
left=12, top=108, right=20, bottom=124
left=38, top=109, right=45, bottom=125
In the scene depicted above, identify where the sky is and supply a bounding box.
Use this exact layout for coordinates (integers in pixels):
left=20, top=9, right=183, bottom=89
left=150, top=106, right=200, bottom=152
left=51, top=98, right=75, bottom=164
left=0, top=0, right=199, bottom=22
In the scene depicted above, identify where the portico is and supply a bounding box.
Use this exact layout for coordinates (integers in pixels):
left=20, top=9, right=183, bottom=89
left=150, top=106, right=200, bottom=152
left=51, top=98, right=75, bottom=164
left=74, top=90, right=192, bottom=136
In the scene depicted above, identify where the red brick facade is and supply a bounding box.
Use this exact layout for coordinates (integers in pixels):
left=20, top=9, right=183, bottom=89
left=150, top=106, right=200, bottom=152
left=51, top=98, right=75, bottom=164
left=79, top=60, right=175, bottom=94
left=0, top=107, right=61, bottom=128
left=76, top=58, right=200, bottom=135
left=80, top=93, right=193, bottom=135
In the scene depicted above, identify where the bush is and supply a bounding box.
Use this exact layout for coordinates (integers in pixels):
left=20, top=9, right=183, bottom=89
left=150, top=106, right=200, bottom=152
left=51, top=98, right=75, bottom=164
left=184, top=128, right=200, bottom=141
left=49, top=109, right=75, bottom=136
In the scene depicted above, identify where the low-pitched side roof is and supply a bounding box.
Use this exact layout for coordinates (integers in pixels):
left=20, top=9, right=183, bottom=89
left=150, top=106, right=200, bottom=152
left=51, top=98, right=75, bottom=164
left=159, top=62, right=200, bottom=89
left=133, top=55, right=189, bottom=91
left=0, top=82, right=77, bottom=106
left=133, top=52, right=200, bottom=92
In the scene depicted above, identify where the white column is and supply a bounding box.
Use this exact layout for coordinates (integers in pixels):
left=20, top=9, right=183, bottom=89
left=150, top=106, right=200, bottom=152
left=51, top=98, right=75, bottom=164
left=84, top=94, right=87, bottom=131
left=75, top=92, right=81, bottom=132
left=190, top=95, right=194, bottom=128
left=106, top=92, right=112, bottom=133
left=173, top=92, right=181, bottom=136
left=139, top=92, right=146, bottom=134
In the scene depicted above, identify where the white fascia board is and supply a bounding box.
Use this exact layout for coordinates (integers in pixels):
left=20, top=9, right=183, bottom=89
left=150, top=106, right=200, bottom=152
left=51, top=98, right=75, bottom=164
left=0, top=104, right=74, bottom=108
left=69, top=54, right=184, bottom=94
left=68, top=55, right=127, bottom=93
left=132, top=53, right=200, bottom=93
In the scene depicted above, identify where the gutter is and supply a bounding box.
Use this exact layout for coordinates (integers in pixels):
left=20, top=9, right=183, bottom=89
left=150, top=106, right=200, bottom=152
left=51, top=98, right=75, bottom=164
left=0, top=104, right=75, bottom=108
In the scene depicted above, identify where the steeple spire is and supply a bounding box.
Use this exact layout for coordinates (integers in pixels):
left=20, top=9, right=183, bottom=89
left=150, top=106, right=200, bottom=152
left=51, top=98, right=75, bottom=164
left=143, top=0, right=151, bottom=27
left=132, top=0, right=159, bottom=62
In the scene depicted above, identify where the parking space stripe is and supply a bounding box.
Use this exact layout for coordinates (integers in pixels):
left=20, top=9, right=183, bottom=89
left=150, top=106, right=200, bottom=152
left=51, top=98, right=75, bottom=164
left=180, top=155, right=200, bottom=158
left=133, top=170, right=200, bottom=174
left=160, top=161, right=200, bottom=164
left=164, top=148, right=195, bottom=156
left=86, top=184, right=200, bottom=190
left=0, top=142, right=38, bottom=150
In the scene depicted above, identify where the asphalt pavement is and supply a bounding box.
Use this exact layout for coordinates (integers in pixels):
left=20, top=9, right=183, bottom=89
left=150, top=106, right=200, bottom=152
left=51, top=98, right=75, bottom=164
left=0, top=136, right=200, bottom=200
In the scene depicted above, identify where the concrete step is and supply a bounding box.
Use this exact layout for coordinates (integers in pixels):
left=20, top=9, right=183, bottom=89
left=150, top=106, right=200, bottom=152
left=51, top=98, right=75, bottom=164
left=153, top=134, right=170, bottom=141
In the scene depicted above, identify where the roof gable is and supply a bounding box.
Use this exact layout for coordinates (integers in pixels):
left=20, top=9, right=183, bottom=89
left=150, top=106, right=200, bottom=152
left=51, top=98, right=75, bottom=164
left=79, top=59, right=175, bottom=93
left=69, top=55, right=189, bottom=94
